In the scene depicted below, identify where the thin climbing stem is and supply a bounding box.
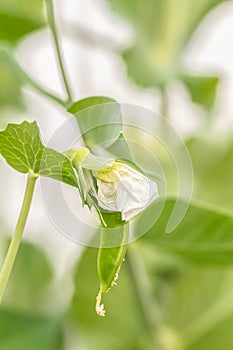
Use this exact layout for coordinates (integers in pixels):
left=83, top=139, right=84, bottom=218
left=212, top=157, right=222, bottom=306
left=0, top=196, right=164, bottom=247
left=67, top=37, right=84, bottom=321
left=160, top=89, right=172, bottom=141
left=46, top=0, right=73, bottom=107
left=0, top=171, right=38, bottom=303
left=0, top=45, right=66, bottom=107
left=160, top=89, right=169, bottom=120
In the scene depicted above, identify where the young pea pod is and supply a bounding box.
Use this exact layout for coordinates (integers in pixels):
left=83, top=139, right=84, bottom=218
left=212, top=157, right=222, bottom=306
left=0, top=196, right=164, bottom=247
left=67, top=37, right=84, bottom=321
left=96, top=212, right=129, bottom=317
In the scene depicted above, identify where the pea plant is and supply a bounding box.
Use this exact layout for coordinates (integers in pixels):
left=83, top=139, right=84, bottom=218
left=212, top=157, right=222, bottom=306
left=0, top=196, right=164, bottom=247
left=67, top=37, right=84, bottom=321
left=1, top=0, right=233, bottom=349
left=0, top=0, right=160, bottom=317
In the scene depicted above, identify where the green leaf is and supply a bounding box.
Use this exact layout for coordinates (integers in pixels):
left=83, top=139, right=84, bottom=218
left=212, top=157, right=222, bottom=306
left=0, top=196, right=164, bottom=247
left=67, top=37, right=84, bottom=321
left=0, top=121, right=43, bottom=173
left=122, top=46, right=174, bottom=89
left=0, top=308, right=63, bottom=350
left=0, top=121, right=78, bottom=188
left=158, top=266, right=233, bottom=350
left=68, top=96, right=123, bottom=150
left=186, top=312, right=233, bottom=350
left=182, top=74, right=219, bottom=110
left=98, top=212, right=128, bottom=294
left=186, top=137, right=233, bottom=212
left=39, top=147, right=78, bottom=187
left=0, top=237, right=53, bottom=312
left=108, top=0, right=222, bottom=109
left=0, top=0, right=45, bottom=44
left=0, top=0, right=45, bottom=109
left=138, top=199, right=233, bottom=265
left=106, top=132, right=132, bottom=160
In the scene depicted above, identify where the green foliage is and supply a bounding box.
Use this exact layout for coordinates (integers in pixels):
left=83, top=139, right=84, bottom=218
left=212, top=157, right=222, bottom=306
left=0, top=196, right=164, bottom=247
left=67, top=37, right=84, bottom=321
left=68, top=198, right=233, bottom=349
left=187, top=312, right=233, bottom=350
left=139, top=199, right=233, bottom=265
left=0, top=0, right=45, bottom=44
left=0, top=237, right=53, bottom=311
left=68, top=96, right=123, bottom=150
left=106, top=132, right=132, bottom=159
left=107, top=0, right=222, bottom=110
left=0, top=309, right=63, bottom=350
left=0, top=0, right=45, bottom=110
left=0, top=121, right=78, bottom=187
left=0, top=121, right=44, bottom=173
left=0, top=1, right=233, bottom=349
left=159, top=267, right=233, bottom=350
left=187, top=137, right=233, bottom=212
left=182, top=75, right=219, bottom=110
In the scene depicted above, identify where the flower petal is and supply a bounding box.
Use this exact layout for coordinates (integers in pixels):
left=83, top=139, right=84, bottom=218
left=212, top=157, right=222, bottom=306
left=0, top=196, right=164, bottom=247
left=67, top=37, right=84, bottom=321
left=96, top=162, right=159, bottom=220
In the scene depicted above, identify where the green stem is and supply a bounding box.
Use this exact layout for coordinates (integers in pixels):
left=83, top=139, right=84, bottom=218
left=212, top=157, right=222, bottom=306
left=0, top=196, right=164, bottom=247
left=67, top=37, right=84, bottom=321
left=127, top=246, right=163, bottom=349
left=0, top=45, right=66, bottom=107
left=0, top=171, right=38, bottom=303
left=161, top=89, right=169, bottom=120
left=160, top=89, right=171, bottom=142
left=46, top=0, right=73, bottom=107
left=18, top=66, right=66, bottom=107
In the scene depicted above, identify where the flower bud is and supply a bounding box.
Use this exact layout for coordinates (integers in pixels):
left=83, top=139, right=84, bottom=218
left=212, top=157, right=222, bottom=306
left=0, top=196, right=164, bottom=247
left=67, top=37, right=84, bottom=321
left=93, top=161, right=159, bottom=221
left=68, top=148, right=159, bottom=221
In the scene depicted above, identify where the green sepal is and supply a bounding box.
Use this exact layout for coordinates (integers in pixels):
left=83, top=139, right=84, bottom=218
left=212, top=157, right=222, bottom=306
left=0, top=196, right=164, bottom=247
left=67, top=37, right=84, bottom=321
left=67, top=147, right=114, bottom=172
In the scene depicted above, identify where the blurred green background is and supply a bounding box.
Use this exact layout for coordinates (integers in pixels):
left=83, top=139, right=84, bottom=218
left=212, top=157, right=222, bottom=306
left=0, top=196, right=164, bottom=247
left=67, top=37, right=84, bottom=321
left=1, top=0, right=233, bottom=349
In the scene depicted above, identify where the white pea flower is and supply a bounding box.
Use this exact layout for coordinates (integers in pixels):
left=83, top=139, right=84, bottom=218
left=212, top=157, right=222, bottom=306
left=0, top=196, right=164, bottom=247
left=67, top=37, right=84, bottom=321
left=68, top=148, right=159, bottom=221
left=93, top=161, right=159, bottom=221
